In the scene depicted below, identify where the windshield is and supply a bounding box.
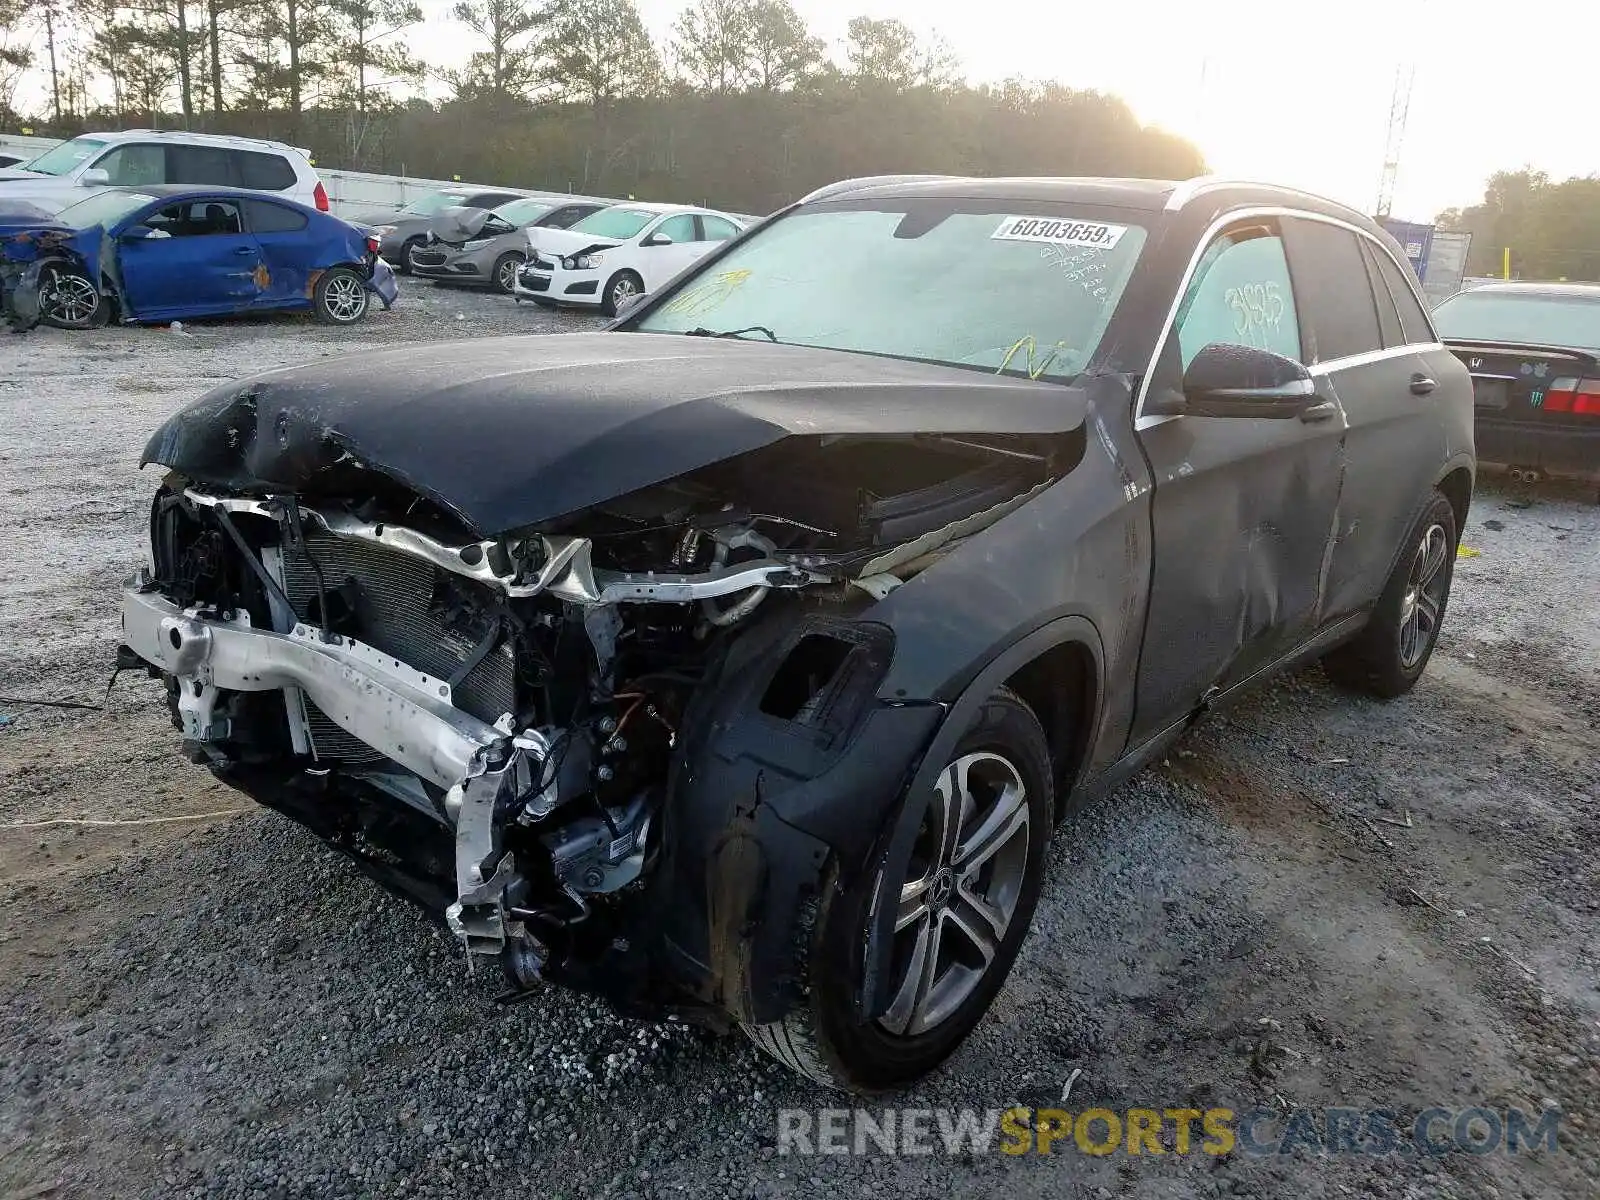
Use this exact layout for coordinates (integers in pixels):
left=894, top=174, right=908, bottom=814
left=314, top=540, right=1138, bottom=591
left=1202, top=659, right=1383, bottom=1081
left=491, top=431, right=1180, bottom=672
left=21, top=136, right=107, bottom=177
left=51, top=189, right=157, bottom=230
left=636, top=204, right=1148, bottom=382
left=1433, top=289, right=1600, bottom=351
left=493, top=197, right=553, bottom=225
left=399, top=192, right=469, bottom=217
left=570, top=207, right=658, bottom=240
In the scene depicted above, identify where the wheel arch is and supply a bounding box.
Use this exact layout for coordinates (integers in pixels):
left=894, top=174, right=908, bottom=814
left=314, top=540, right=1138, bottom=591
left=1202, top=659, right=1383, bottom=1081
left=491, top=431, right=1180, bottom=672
left=1435, top=462, right=1473, bottom=537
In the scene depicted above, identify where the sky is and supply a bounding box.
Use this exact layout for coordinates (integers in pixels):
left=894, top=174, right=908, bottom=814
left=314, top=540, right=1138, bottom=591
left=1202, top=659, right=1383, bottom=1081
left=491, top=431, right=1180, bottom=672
left=413, top=0, right=1595, bottom=219
left=19, top=0, right=1600, bottom=219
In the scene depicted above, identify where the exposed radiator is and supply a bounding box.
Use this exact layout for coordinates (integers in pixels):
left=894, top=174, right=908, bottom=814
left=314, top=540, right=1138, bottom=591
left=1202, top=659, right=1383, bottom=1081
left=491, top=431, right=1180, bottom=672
left=279, top=531, right=517, bottom=762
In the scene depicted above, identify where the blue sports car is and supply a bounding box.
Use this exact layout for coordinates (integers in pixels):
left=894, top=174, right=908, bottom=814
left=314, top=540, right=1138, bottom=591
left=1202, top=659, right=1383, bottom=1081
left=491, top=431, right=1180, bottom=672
left=0, top=185, right=399, bottom=331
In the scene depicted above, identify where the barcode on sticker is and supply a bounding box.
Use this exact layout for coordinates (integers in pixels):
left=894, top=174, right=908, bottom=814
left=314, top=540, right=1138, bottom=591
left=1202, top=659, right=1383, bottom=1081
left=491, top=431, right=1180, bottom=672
left=993, top=216, right=1126, bottom=249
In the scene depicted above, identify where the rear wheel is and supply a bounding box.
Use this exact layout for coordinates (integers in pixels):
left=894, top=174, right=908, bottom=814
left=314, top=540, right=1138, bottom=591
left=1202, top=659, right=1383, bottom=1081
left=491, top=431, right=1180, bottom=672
left=38, top=266, right=109, bottom=329
left=601, top=269, right=643, bottom=317
left=1323, top=489, right=1458, bottom=697
left=492, top=252, right=526, bottom=294
left=313, top=267, right=371, bottom=325
left=744, top=687, right=1052, bottom=1091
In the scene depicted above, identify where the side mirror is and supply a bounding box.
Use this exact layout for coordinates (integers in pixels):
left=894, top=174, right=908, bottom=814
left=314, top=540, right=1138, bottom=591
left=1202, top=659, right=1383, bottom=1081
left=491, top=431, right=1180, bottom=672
left=120, top=224, right=156, bottom=241
left=1177, top=343, right=1321, bottom=419
left=80, top=167, right=110, bottom=186
left=645, top=233, right=674, bottom=247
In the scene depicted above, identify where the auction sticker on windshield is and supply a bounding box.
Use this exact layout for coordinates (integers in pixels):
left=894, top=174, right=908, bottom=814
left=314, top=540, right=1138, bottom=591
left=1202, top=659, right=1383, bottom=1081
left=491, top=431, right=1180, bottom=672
left=992, top=216, right=1126, bottom=249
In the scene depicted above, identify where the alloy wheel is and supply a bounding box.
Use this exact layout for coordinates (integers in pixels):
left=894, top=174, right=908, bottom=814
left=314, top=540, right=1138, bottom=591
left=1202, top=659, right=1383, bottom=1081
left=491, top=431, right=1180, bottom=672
left=1398, top=522, right=1450, bottom=669
left=323, top=274, right=368, bottom=323
left=42, top=274, right=100, bottom=325
left=497, top=256, right=524, bottom=292
left=611, top=275, right=639, bottom=307
left=879, top=751, right=1031, bottom=1037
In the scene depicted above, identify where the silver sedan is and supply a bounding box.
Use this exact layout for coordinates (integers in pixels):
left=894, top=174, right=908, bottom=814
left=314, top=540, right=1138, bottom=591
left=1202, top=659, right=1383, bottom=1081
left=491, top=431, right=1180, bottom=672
left=410, top=198, right=605, bottom=292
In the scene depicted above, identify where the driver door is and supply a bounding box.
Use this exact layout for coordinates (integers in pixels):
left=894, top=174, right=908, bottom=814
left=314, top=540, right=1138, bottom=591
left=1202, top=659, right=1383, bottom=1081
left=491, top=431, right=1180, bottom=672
left=117, top=199, right=263, bottom=318
left=1128, top=218, right=1348, bottom=743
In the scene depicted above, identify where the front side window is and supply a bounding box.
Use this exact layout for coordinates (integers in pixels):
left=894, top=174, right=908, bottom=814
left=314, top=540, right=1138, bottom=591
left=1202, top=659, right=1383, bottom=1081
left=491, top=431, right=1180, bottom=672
left=1433, top=290, right=1600, bottom=352
left=652, top=214, right=697, bottom=244
left=570, top=207, right=659, bottom=241
left=22, top=136, right=106, bottom=176
left=146, top=200, right=244, bottom=237
left=637, top=202, right=1148, bottom=383
left=96, top=144, right=165, bottom=186
left=1175, top=225, right=1302, bottom=368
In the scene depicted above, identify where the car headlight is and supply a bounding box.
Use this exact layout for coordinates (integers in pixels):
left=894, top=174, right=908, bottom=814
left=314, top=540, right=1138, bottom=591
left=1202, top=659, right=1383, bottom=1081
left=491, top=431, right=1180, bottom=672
left=563, top=252, right=605, bottom=270
left=462, top=238, right=492, bottom=251
left=372, top=225, right=396, bottom=236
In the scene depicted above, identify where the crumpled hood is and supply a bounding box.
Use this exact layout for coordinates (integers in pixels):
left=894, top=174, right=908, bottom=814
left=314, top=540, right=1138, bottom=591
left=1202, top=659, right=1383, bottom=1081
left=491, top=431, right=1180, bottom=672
left=433, top=205, right=495, bottom=243
left=527, top=226, right=620, bottom=258
left=142, top=332, right=1088, bottom=536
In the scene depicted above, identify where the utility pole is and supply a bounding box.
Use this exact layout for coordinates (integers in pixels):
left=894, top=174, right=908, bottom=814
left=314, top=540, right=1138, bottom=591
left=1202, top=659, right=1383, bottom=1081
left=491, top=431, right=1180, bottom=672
left=1375, top=61, right=1415, bottom=219
left=43, top=1, right=61, bottom=125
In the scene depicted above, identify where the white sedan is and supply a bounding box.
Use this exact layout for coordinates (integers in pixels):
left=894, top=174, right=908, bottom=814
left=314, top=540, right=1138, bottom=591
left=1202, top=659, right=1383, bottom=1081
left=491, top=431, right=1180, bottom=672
left=513, top=203, right=747, bottom=315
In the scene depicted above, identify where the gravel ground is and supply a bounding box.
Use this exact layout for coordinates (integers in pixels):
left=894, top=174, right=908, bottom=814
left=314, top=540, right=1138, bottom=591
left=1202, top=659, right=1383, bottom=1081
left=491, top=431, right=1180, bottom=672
left=1, top=287, right=1596, bottom=1199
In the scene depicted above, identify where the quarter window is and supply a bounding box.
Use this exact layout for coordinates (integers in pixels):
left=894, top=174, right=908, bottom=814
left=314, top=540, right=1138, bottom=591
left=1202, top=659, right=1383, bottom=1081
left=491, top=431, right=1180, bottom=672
left=700, top=215, right=740, bottom=242
left=1371, top=247, right=1436, bottom=345
left=245, top=199, right=308, bottom=233
left=1175, top=224, right=1303, bottom=368
left=1284, top=219, right=1384, bottom=362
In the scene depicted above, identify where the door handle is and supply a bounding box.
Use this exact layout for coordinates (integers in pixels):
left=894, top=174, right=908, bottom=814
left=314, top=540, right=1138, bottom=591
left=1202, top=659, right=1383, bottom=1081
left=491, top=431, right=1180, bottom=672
left=1299, top=399, right=1339, bottom=423
left=234, top=246, right=256, bottom=256
left=1410, top=373, right=1437, bottom=395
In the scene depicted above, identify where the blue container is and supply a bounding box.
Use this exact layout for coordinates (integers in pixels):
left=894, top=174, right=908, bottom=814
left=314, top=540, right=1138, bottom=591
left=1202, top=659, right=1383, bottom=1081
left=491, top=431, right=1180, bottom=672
left=1378, top=218, right=1435, bottom=282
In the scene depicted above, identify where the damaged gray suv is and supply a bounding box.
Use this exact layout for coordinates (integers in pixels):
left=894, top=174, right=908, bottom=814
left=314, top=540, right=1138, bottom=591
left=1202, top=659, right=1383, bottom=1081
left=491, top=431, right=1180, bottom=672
left=121, top=175, right=1474, bottom=1091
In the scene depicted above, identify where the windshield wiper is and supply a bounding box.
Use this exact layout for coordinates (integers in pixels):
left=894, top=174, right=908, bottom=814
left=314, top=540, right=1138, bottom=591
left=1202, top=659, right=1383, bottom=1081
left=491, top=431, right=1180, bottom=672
left=685, top=325, right=779, bottom=343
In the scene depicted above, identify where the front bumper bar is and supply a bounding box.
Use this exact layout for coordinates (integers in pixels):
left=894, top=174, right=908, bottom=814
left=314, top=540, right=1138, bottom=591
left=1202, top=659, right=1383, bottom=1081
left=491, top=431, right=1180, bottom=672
left=121, top=573, right=503, bottom=790
left=121, top=573, right=550, bottom=956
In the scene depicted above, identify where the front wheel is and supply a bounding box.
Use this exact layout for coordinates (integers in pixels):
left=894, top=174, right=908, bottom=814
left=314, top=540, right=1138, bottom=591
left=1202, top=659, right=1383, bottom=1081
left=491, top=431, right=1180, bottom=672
left=492, top=252, right=525, bottom=294
left=38, top=266, right=109, bottom=329
left=1322, top=489, right=1459, bottom=697
left=313, top=267, right=371, bottom=325
left=744, top=687, right=1053, bottom=1092
left=600, top=269, right=643, bottom=317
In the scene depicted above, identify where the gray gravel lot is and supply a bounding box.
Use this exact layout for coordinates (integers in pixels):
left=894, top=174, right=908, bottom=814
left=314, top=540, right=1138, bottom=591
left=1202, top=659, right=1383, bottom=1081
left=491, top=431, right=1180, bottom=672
left=1, top=286, right=1597, bottom=1199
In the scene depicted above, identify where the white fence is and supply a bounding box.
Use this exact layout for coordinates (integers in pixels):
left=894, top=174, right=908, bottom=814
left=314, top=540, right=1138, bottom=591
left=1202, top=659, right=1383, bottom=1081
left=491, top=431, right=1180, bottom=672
left=0, top=133, right=620, bottom=218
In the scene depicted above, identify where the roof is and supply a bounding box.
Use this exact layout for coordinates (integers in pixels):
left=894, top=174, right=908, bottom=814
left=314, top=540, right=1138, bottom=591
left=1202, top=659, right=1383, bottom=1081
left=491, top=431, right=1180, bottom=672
left=78, top=128, right=312, bottom=159
left=1453, top=281, right=1600, bottom=299
left=97, top=184, right=303, bottom=201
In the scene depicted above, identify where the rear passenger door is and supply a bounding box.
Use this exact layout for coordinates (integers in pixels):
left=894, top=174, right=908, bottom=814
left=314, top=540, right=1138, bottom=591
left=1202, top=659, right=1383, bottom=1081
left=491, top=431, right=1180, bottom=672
left=1130, top=218, right=1347, bottom=743
left=1281, top=218, right=1448, bottom=620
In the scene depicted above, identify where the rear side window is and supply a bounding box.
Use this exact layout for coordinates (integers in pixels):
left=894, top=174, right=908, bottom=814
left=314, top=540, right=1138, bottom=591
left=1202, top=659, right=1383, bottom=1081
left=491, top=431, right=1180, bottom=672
left=1174, top=223, right=1303, bottom=368
left=237, top=150, right=296, bottom=190
left=170, top=145, right=237, bottom=186
left=700, top=215, right=741, bottom=242
left=1358, top=240, right=1405, bottom=349
left=1284, top=219, right=1383, bottom=363
left=1370, top=246, right=1436, bottom=344
left=245, top=199, right=308, bottom=233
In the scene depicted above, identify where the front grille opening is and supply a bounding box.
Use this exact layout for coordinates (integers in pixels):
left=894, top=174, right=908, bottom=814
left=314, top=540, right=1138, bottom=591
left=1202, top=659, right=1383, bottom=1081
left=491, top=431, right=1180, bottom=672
left=761, top=635, right=856, bottom=723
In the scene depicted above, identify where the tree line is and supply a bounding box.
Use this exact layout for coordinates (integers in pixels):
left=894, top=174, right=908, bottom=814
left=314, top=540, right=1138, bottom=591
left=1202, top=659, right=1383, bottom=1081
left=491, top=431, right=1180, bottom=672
left=0, top=0, right=1202, bottom=213
left=1437, top=169, right=1600, bottom=282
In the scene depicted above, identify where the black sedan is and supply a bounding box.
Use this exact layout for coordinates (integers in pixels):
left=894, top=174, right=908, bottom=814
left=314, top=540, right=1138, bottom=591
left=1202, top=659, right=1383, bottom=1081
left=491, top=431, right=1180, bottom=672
left=1433, top=281, right=1600, bottom=482
left=118, top=175, right=1473, bottom=1093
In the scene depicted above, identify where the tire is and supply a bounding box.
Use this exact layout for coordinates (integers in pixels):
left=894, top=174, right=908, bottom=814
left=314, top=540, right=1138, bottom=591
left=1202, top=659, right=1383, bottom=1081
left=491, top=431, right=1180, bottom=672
left=492, top=252, right=526, bottom=295
left=1322, top=489, right=1458, bottom=698
left=38, top=266, right=109, bottom=329
left=600, top=269, right=643, bottom=317
left=313, top=267, right=371, bottom=326
left=744, top=687, right=1053, bottom=1092
left=400, top=238, right=425, bottom=275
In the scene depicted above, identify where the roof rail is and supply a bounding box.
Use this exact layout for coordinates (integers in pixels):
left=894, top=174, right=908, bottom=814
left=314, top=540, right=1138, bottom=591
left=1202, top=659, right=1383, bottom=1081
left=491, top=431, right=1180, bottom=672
left=1164, top=175, right=1350, bottom=213
left=798, top=175, right=963, bottom=204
